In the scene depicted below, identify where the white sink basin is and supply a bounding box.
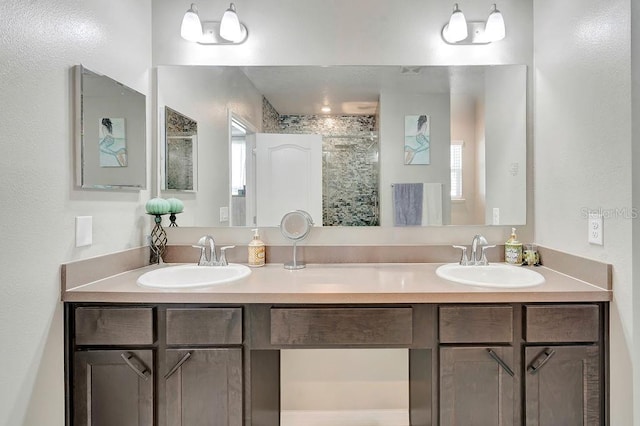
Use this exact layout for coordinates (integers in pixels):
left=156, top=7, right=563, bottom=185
left=436, top=263, right=545, bottom=288
left=137, top=264, right=251, bottom=289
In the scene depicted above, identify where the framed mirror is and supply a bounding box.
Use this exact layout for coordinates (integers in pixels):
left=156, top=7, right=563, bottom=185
left=74, top=65, right=146, bottom=190
left=163, top=106, right=198, bottom=191
left=156, top=65, right=526, bottom=227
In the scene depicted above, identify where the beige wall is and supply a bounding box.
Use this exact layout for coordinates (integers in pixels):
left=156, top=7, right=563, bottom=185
left=533, top=0, right=634, bottom=423
left=0, top=1, right=152, bottom=425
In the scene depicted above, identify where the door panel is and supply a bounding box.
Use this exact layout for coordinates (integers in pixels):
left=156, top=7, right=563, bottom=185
left=525, top=345, right=600, bottom=426
left=440, top=347, right=515, bottom=425
left=255, top=133, right=323, bottom=226
left=165, top=348, right=243, bottom=426
left=73, top=350, right=153, bottom=426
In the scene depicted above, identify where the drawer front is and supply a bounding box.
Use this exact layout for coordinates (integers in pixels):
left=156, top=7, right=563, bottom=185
left=166, top=308, right=242, bottom=345
left=270, top=308, right=413, bottom=346
left=75, top=307, right=154, bottom=346
left=439, top=306, right=513, bottom=343
left=524, top=304, right=599, bottom=343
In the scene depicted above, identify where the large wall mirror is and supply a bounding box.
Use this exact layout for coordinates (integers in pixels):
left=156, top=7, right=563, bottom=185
left=74, top=65, right=146, bottom=190
left=157, top=65, right=526, bottom=227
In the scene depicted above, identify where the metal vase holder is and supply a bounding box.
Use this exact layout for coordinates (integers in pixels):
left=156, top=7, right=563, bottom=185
left=150, top=214, right=168, bottom=264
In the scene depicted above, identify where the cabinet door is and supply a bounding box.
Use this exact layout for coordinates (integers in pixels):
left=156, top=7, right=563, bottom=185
left=73, top=350, right=153, bottom=426
left=165, top=348, right=243, bottom=426
left=525, top=346, right=601, bottom=426
left=440, top=347, right=515, bottom=426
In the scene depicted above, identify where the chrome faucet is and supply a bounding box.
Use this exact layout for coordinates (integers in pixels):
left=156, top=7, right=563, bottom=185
left=193, top=235, right=235, bottom=266
left=453, top=235, right=496, bottom=266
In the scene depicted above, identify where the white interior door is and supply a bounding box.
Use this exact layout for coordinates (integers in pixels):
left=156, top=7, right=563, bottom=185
left=255, top=133, right=323, bottom=227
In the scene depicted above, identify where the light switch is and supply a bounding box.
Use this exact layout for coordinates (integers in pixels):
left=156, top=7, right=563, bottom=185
left=76, top=216, right=92, bottom=247
left=492, top=208, right=500, bottom=225
left=220, top=206, right=229, bottom=222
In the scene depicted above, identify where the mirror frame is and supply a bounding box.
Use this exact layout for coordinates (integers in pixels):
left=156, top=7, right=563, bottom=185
left=74, top=65, right=147, bottom=190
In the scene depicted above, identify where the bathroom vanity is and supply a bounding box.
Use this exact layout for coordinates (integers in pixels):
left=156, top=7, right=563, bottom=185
left=62, top=258, right=610, bottom=426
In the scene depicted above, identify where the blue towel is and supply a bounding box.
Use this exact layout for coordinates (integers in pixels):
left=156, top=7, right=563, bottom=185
left=393, top=183, right=423, bottom=226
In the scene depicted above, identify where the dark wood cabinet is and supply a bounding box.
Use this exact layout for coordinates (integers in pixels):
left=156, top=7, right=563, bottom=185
left=165, top=348, right=243, bottom=426
left=524, top=345, right=601, bottom=425
left=73, top=350, right=154, bottom=426
left=440, top=346, right=516, bottom=425
left=66, top=302, right=606, bottom=426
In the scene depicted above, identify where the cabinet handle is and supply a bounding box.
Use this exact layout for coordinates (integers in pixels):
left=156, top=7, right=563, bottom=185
left=120, top=352, right=150, bottom=380
left=527, top=348, right=556, bottom=375
left=164, top=352, right=192, bottom=379
left=486, top=348, right=514, bottom=377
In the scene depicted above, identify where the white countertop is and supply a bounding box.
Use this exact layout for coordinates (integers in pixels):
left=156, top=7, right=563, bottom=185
left=63, top=262, right=611, bottom=304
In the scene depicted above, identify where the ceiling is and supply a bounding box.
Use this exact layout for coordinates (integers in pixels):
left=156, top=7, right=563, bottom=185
left=240, top=65, right=486, bottom=116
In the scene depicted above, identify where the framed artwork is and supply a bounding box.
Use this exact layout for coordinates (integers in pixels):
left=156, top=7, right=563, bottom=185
left=99, top=117, right=127, bottom=167
left=404, top=115, right=430, bottom=165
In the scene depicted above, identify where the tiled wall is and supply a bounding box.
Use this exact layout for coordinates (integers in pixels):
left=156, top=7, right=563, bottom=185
left=262, top=97, right=379, bottom=226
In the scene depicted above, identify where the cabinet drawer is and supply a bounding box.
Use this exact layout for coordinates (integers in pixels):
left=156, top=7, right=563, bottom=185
left=439, top=306, right=513, bottom=343
left=524, top=304, right=599, bottom=343
left=270, top=308, right=413, bottom=346
left=75, top=307, right=154, bottom=346
left=166, top=308, right=242, bottom=345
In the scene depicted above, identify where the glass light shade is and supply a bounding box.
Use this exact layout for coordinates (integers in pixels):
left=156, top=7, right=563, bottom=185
left=446, top=4, right=468, bottom=43
left=181, top=4, right=203, bottom=42
left=485, top=5, right=506, bottom=42
left=220, top=3, right=242, bottom=42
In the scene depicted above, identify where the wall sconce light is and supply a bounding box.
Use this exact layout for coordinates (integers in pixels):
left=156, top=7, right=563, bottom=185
left=180, top=2, right=249, bottom=45
left=442, top=3, right=505, bottom=45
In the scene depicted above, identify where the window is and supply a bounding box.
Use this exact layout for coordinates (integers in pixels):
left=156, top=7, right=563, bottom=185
left=231, top=119, right=247, bottom=196
left=450, top=141, right=463, bottom=199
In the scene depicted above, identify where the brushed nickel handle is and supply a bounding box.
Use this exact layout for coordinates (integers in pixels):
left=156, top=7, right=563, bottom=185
left=486, top=348, right=514, bottom=377
left=527, top=348, right=556, bottom=375
left=120, top=352, right=150, bottom=380
left=164, top=352, right=192, bottom=379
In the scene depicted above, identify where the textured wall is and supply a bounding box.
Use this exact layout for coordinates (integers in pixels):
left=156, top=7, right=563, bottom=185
left=0, top=1, right=152, bottom=425
left=268, top=113, right=379, bottom=226
left=533, top=0, right=633, bottom=423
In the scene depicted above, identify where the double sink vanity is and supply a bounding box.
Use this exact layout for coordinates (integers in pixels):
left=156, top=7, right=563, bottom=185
left=62, top=242, right=611, bottom=426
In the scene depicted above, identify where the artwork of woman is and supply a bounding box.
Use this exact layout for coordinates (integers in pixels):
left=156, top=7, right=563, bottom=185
left=99, top=117, right=128, bottom=167
left=404, top=115, right=430, bottom=165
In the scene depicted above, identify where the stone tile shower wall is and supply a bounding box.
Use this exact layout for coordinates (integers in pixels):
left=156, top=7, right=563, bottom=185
left=262, top=97, right=379, bottom=226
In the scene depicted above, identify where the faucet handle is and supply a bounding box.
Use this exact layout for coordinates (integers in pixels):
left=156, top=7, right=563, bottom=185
left=479, top=245, right=497, bottom=266
left=452, top=245, right=469, bottom=266
left=218, top=246, right=236, bottom=266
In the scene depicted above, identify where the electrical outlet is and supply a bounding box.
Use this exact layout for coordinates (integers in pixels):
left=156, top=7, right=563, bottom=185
left=492, top=208, right=500, bottom=225
left=588, top=213, right=603, bottom=245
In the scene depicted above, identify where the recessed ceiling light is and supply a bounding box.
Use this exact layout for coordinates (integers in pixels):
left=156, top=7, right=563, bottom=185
left=321, top=106, right=331, bottom=113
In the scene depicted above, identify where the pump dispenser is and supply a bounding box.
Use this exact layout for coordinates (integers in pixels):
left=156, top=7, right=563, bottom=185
left=248, top=228, right=266, bottom=267
left=505, top=227, right=523, bottom=264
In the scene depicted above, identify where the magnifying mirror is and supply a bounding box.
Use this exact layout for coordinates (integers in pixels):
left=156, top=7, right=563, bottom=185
left=280, top=210, right=314, bottom=270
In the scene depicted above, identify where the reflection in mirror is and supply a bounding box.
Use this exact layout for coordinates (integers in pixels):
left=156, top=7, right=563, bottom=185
left=163, top=107, right=198, bottom=191
left=156, top=65, right=526, bottom=227
left=280, top=210, right=314, bottom=270
left=75, top=65, right=146, bottom=190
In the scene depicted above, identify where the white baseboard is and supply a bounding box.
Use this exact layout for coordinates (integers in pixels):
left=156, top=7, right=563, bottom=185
left=280, top=409, right=409, bottom=426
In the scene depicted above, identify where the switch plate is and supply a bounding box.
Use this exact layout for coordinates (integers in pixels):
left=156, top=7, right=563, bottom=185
left=492, top=208, right=500, bottom=225
left=76, top=216, right=92, bottom=247
left=588, top=213, right=603, bottom=245
left=220, top=206, right=229, bottom=222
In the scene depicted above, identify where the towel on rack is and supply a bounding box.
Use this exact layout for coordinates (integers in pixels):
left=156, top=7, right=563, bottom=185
left=393, top=183, right=424, bottom=226
left=422, top=183, right=443, bottom=225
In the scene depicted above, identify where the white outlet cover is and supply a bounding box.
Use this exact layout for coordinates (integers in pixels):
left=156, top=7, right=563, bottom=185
left=588, top=213, right=603, bottom=245
left=76, top=216, right=93, bottom=247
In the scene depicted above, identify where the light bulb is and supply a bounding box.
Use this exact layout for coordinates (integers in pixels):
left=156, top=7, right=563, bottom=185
left=181, top=3, right=203, bottom=42
left=220, top=3, right=243, bottom=42
left=445, top=4, right=468, bottom=43
left=485, top=4, right=505, bottom=42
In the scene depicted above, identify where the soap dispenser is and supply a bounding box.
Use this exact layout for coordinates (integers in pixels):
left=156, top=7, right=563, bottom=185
left=248, top=228, right=266, bottom=267
left=505, top=228, right=523, bottom=265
